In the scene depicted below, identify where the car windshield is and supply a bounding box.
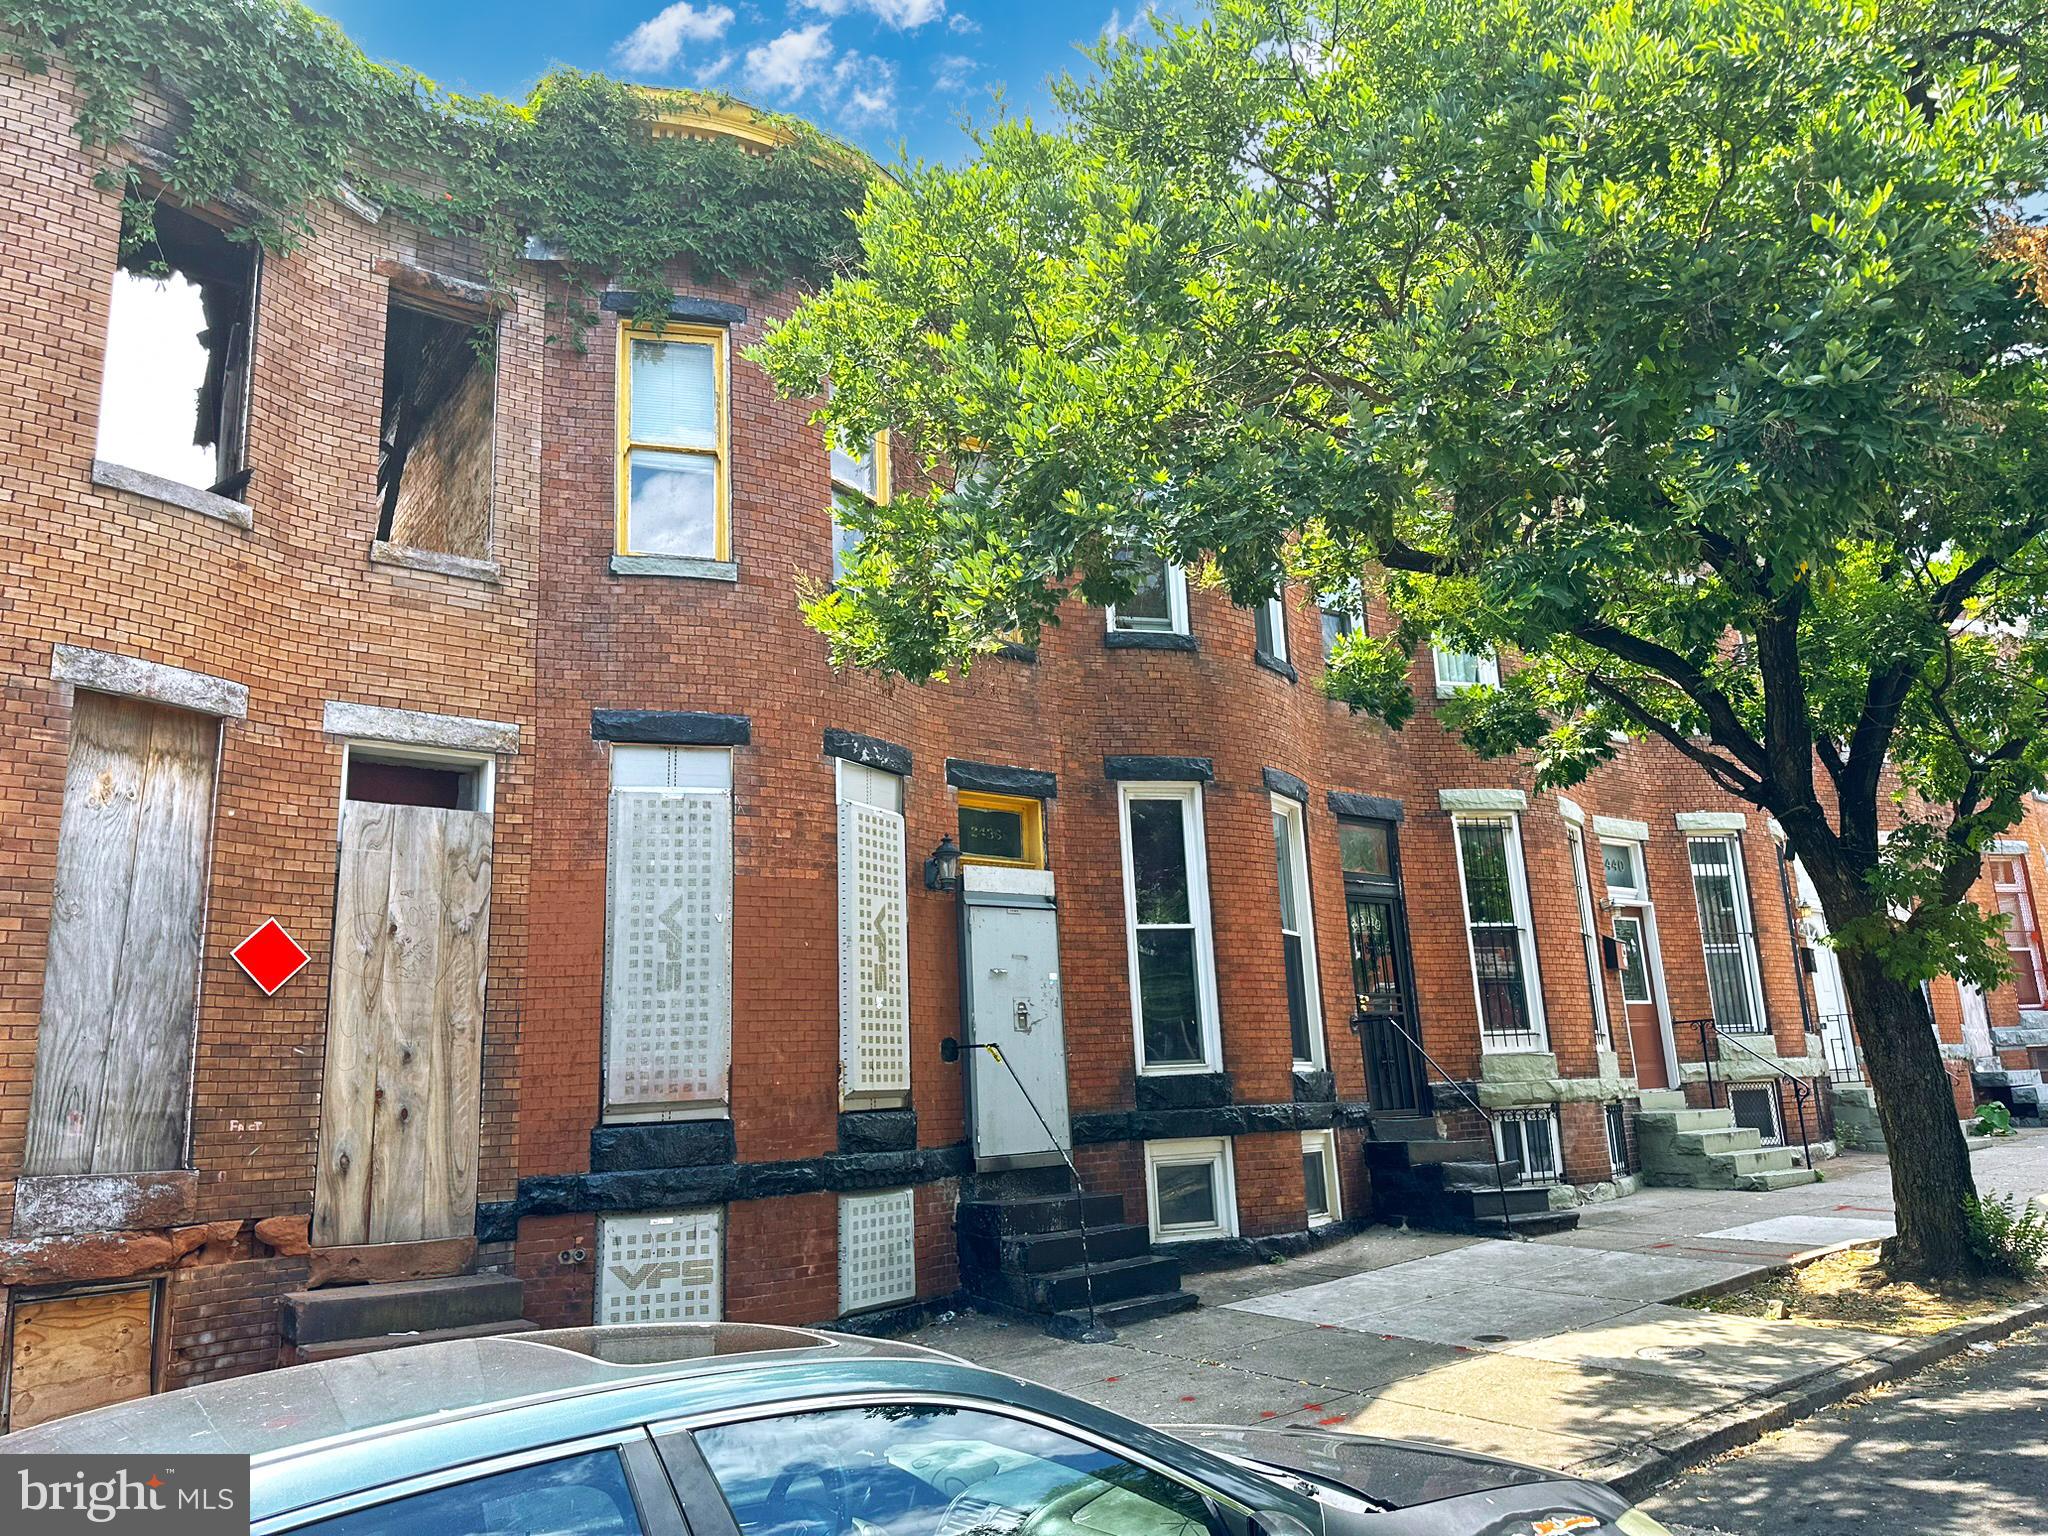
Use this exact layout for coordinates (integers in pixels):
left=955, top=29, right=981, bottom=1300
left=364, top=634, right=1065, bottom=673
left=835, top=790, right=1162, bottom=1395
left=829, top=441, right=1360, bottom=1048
left=694, top=1403, right=1227, bottom=1536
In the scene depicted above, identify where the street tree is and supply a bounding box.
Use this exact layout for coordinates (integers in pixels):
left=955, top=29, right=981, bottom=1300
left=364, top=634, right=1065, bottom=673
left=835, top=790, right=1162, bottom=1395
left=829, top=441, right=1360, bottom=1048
left=754, top=0, right=2048, bottom=1277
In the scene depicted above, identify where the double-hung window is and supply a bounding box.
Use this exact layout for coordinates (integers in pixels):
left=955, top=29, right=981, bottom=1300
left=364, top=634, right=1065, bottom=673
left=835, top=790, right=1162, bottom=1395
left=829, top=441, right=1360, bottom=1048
left=1119, top=784, right=1220, bottom=1072
left=1452, top=813, right=1546, bottom=1048
left=1432, top=646, right=1499, bottom=695
left=1255, top=588, right=1289, bottom=665
left=1566, top=824, right=1612, bottom=1049
left=1271, top=795, right=1323, bottom=1066
left=838, top=761, right=912, bottom=1106
left=1686, top=834, right=1769, bottom=1034
left=604, top=746, right=734, bottom=1121
left=1107, top=546, right=1190, bottom=636
left=1320, top=589, right=1366, bottom=660
left=617, top=322, right=728, bottom=561
left=829, top=419, right=888, bottom=581
left=1991, top=853, right=2047, bottom=1008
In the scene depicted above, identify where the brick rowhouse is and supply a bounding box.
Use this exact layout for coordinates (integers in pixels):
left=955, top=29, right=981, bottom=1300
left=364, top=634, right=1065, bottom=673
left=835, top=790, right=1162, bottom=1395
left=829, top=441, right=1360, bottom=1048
left=0, top=52, right=2023, bottom=1424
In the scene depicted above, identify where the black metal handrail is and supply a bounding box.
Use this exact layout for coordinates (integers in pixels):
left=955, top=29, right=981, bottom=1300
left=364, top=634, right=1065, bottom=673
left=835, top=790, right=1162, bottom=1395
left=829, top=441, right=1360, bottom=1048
left=1356, top=1011, right=1521, bottom=1239
left=1687, top=1016, right=1817, bottom=1171
left=1817, top=1014, right=1861, bottom=1084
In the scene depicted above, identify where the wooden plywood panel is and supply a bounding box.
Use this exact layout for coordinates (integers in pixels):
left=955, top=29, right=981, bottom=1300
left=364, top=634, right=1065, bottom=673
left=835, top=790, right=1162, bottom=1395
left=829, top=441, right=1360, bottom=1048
left=315, top=803, right=491, bottom=1248
left=26, top=694, right=216, bottom=1176
left=7, top=1287, right=154, bottom=1431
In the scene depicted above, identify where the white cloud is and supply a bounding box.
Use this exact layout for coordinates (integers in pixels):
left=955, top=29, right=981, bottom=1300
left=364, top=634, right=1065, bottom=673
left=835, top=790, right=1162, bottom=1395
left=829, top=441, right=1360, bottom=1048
left=695, top=50, right=735, bottom=85
left=831, top=51, right=898, bottom=125
left=610, top=1, right=736, bottom=72
left=800, top=0, right=948, bottom=30
left=1103, top=4, right=1158, bottom=42
left=743, top=23, right=835, bottom=96
left=947, top=11, right=979, bottom=33
left=930, top=52, right=976, bottom=94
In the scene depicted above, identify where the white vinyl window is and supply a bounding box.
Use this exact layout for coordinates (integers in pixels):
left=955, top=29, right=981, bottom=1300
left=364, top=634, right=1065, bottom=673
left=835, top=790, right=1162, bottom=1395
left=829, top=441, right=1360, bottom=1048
left=1119, top=783, right=1221, bottom=1073
left=1271, top=794, right=1324, bottom=1066
left=1319, top=590, right=1366, bottom=660
left=828, top=390, right=889, bottom=582
left=1301, top=1129, right=1341, bottom=1225
left=1566, top=824, right=1612, bottom=1050
left=1107, top=547, right=1190, bottom=635
left=1602, top=837, right=1649, bottom=902
left=1452, top=812, right=1547, bottom=1049
left=1687, top=834, right=1769, bottom=1035
left=604, top=745, right=733, bottom=1121
left=1493, top=1108, right=1562, bottom=1185
left=1432, top=646, right=1499, bottom=695
left=1255, top=588, right=1289, bottom=664
left=1144, top=1137, right=1238, bottom=1241
left=838, top=760, right=911, bottom=1106
left=838, top=1188, right=916, bottom=1315
left=597, top=1209, right=723, bottom=1324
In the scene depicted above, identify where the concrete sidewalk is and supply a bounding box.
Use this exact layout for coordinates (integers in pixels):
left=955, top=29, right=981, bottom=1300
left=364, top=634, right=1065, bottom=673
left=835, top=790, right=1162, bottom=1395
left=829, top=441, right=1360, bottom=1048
left=908, top=1134, right=2048, bottom=1481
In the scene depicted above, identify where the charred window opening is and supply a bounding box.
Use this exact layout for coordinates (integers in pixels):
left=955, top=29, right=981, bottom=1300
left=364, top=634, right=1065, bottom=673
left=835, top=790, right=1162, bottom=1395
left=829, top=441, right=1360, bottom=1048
left=96, top=201, right=256, bottom=498
left=377, top=296, right=495, bottom=560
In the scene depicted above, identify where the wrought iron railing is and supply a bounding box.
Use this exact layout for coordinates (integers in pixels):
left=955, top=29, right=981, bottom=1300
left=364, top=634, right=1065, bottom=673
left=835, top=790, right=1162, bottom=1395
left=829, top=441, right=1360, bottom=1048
left=1686, top=1017, right=1818, bottom=1171
left=1817, top=1014, right=1861, bottom=1084
left=1356, top=1011, right=1522, bottom=1235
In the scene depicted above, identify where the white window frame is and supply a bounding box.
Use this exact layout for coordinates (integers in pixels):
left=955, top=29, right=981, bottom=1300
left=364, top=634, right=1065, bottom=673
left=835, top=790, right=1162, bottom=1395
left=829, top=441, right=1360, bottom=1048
left=1685, top=833, right=1770, bottom=1035
left=602, top=745, right=734, bottom=1123
left=1318, top=591, right=1366, bottom=661
left=1271, top=793, right=1324, bottom=1068
left=1106, top=555, right=1190, bottom=636
left=1300, top=1129, right=1341, bottom=1226
left=1566, top=823, right=1612, bottom=1051
left=1727, top=1082, right=1784, bottom=1146
left=1604, top=1100, right=1629, bottom=1173
left=1432, top=646, right=1499, bottom=695
left=1118, top=782, right=1222, bottom=1075
left=338, top=739, right=496, bottom=816
left=1255, top=588, right=1289, bottom=664
left=1450, top=811, right=1548, bottom=1049
left=1143, top=1136, right=1238, bottom=1242
left=1601, top=837, right=1650, bottom=904
left=1493, top=1107, right=1562, bottom=1185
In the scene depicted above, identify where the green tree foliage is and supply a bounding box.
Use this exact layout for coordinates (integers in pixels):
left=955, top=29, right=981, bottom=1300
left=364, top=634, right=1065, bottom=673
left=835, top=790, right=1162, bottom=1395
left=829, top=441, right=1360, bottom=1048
left=757, top=0, right=2048, bottom=1277
left=1, top=0, right=870, bottom=320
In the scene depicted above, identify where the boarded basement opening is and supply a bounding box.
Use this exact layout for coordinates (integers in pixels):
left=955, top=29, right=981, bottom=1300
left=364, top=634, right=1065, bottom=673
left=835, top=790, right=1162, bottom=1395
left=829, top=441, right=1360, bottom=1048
left=96, top=201, right=257, bottom=496
left=3, top=1283, right=158, bottom=1431
left=377, top=296, right=494, bottom=560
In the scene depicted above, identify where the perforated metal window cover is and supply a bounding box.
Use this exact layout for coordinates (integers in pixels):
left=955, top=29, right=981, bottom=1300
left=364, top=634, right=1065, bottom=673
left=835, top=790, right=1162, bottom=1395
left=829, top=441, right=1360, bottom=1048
left=839, top=1188, right=917, bottom=1315
left=839, top=796, right=911, bottom=1101
left=598, top=1210, right=723, bottom=1325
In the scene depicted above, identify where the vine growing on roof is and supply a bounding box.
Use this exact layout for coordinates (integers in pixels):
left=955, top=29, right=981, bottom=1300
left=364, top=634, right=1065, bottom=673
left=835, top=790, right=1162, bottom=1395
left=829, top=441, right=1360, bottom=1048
left=0, top=0, right=871, bottom=322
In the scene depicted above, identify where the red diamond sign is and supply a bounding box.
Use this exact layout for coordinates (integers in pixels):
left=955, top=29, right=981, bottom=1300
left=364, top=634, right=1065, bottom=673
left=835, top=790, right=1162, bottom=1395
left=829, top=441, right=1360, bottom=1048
left=231, top=920, right=311, bottom=996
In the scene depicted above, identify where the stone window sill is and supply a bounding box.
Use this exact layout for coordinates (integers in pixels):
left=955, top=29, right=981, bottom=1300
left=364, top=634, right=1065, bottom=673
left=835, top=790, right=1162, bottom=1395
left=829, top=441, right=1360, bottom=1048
left=1255, top=649, right=1299, bottom=682
left=611, top=553, right=739, bottom=581
left=1105, top=629, right=1196, bottom=652
left=371, top=540, right=500, bottom=583
left=93, top=460, right=252, bottom=530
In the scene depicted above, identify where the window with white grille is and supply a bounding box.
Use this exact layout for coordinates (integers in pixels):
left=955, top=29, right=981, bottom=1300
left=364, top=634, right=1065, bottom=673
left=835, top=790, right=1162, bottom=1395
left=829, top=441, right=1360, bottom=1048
left=597, top=1209, right=722, bottom=1324
left=604, top=746, right=733, bottom=1119
left=1686, top=834, right=1768, bottom=1034
left=838, top=761, right=910, bottom=1105
left=1493, top=1108, right=1562, bottom=1186
left=1452, top=813, right=1546, bottom=1050
left=839, top=1188, right=917, bottom=1315
left=1728, top=1084, right=1783, bottom=1146
left=1119, top=783, right=1221, bottom=1073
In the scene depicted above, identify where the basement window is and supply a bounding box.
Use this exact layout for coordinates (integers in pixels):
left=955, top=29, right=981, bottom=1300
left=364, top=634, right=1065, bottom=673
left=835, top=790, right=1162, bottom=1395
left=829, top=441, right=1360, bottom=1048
left=1493, top=1107, right=1562, bottom=1186
left=377, top=297, right=495, bottom=561
left=96, top=201, right=256, bottom=498
left=1728, top=1083, right=1784, bottom=1146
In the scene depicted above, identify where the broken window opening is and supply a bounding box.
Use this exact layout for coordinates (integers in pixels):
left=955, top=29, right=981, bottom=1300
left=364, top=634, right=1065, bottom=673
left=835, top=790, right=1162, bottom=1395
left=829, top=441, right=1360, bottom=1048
left=96, top=200, right=257, bottom=498
left=345, top=746, right=488, bottom=811
left=377, top=296, right=495, bottom=561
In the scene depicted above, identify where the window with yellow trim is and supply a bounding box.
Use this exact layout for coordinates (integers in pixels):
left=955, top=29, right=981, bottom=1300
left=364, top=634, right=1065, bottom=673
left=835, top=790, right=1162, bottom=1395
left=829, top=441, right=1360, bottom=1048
left=957, top=791, right=1045, bottom=869
left=830, top=426, right=889, bottom=581
left=617, top=322, right=729, bottom=560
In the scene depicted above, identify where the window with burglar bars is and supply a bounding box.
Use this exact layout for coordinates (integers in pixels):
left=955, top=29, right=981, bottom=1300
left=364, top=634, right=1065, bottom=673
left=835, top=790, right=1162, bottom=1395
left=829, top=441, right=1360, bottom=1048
left=1566, top=824, right=1612, bottom=1051
left=1687, top=835, right=1769, bottom=1033
left=1605, top=1101, right=1629, bottom=1173
left=1728, top=1083, right=1783, bottom=1146
left=1493, top=1108, right=1562, bottom=1186
left=1453, top=815, right=1545, bottom=1048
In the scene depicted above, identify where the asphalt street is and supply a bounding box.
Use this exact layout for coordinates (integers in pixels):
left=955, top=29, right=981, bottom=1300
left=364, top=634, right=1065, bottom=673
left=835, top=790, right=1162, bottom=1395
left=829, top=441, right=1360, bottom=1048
left=1642, top=1323, right=2048, bottom=1534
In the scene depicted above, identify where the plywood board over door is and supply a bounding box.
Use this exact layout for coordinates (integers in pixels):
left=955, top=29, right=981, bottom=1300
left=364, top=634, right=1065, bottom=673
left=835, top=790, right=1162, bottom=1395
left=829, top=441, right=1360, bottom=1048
left=313, top=801, right=492, bottom=1247
left=25, top=692, right=219, bottom=1176
left=5, top=1285, right=156, bottom=1431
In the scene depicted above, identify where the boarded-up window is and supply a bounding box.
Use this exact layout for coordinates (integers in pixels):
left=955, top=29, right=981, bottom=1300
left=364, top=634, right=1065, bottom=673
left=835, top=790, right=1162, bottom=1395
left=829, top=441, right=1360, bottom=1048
left=26, top=693, right=219, bottom=1176
left=598, top=1211, right=722, bottom=1324
left=4, top=1284, right=156, bottom=1431
left=838, top=762, right=910, bottom=1106
left=377, top=297, right=494, bottom=559
left=96, top=202, right=256, bottom=496
left=839, top=1189, right=916, bottom=1315
left=604, top=747, right=733, bottom=1119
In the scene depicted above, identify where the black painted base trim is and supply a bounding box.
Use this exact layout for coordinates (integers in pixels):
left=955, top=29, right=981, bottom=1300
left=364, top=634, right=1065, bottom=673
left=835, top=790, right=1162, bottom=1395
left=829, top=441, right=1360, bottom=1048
left=839, top=1110, right=917, bottom=1154
left=1292, top=1068, right=1337, bottom=1103
left=591, top=1120, right=736, bottom=1172
left=1165, top=1219, right=1368, bottom=1273
left=1136, top=1072, right=1233, bottom=1110
left=1075, top=1097, right=1368, bottom=1142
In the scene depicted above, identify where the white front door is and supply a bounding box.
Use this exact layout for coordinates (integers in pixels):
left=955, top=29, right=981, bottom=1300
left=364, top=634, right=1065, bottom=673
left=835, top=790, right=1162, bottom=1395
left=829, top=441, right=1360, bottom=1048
left=964, top=896, right=1070, bottom=1168
left=1958, top=981, right=1995, bottom=1067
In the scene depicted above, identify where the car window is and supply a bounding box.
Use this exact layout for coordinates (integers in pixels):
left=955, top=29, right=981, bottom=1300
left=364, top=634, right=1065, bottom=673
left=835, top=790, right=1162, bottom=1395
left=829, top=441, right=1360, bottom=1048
left=294, top=1448, right=647, bottom=1536
left=693, top=1404, right=1224, bottom=1536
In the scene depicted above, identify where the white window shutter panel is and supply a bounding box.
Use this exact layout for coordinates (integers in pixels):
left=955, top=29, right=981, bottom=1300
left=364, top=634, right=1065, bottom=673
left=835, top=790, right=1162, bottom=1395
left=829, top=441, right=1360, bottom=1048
left=839, top=796, right=910, bottom=1100
left=606, top=787, right=733, bottom=1112
left=598, top=1210, right=723, bottom=1323
left=839, top=1188, right=917, bottom=1313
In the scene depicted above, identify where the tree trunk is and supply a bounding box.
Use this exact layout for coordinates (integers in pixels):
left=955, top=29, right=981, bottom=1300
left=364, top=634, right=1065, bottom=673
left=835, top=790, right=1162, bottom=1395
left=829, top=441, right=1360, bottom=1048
left=1832, top=943, right=1982, bottom=1280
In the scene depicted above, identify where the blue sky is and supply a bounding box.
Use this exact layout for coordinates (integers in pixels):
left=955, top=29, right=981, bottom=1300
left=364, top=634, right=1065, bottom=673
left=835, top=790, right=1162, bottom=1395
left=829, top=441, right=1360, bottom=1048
left=319, top=1, right=1171, bottom=165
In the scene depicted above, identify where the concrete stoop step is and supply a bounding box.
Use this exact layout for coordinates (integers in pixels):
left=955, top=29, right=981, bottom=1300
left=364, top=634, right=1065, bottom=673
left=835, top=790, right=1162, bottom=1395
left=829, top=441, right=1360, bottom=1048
left=956, top=1175, right=1196, bottom=1332
left=1831, top=1081, right=1888, bottom=1153
left=280, top=1273, right=532, bottom=1362
left=1365, top=1125, right=1580, bottom=1238
left=1636, top=1105, right=1820, bottom=1192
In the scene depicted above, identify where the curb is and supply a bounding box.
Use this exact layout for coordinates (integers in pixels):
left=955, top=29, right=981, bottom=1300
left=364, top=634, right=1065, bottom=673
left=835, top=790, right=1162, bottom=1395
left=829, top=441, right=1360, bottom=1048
left=1583, top=1291, right=2048, bottom=1500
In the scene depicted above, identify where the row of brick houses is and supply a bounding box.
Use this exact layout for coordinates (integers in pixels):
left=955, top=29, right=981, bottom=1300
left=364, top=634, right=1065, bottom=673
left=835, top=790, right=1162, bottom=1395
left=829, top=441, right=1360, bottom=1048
left=0, top=58, right=2034, bottom=1429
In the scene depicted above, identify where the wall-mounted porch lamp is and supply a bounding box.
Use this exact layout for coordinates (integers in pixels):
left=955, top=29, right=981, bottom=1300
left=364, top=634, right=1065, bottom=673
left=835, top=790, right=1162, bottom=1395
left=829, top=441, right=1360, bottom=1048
left=923, top=834, right=961, bottom=892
